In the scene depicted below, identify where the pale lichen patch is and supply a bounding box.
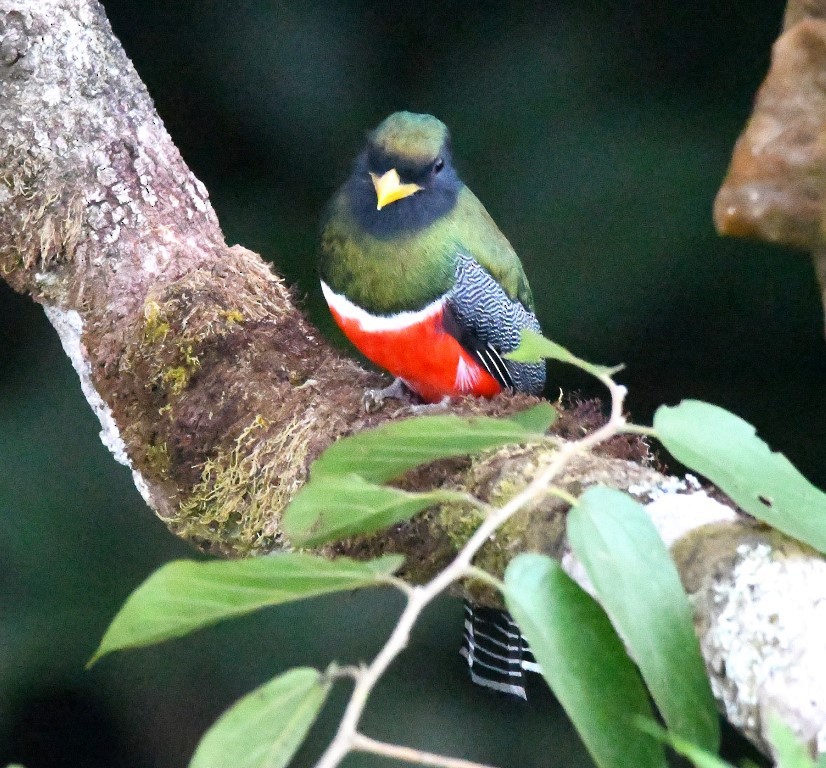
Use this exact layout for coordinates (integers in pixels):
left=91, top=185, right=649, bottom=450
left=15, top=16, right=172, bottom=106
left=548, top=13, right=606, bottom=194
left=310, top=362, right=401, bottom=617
left=43, top=305, right=131, bottom=468
left=628, top=472, right=702, bottom=501
left=646, top=490, right=738, bottom=548
left=703, top=541, right=826, bottom=752
left=42, top=84, right=61, bottom=105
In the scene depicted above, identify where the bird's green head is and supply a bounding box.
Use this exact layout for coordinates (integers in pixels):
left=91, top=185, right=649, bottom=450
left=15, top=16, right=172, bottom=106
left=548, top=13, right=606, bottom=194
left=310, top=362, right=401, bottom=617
left=370, top=112, right=449, bottom=175
left=343, top=111, right=462, bottom=238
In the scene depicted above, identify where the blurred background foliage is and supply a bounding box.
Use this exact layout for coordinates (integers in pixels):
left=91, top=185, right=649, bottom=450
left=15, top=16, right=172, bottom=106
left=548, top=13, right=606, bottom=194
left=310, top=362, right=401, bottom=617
left=0, top=0, right=819, bottom=765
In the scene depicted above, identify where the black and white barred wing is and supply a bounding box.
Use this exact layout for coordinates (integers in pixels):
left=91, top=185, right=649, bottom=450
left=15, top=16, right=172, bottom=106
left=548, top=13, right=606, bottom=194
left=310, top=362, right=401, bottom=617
left=444, top=254, right=546, bottom=395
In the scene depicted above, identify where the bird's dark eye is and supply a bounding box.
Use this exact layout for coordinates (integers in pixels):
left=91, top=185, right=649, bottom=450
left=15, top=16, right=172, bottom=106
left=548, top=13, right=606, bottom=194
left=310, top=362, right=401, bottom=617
left=433, top=157, right=445, bottom=174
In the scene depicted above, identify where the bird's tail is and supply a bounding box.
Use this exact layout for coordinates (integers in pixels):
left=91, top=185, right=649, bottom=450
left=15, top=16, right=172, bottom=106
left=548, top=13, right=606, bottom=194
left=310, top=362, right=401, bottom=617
left=459, top=601, right=541, bottom=700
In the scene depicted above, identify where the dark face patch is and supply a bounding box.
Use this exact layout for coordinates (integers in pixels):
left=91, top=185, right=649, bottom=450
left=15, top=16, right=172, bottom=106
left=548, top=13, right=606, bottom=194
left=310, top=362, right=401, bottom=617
left=345, top=113, right=461, bottom=239
left=346, top=148, right=461, bottom=239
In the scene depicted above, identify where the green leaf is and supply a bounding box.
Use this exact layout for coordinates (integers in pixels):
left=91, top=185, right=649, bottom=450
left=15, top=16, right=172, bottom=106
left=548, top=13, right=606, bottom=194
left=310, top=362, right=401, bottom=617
left=90, top=554, right=403, bottom=664
left=505, top=328, right=623, bottom=378
left=503, top=554, right=666, bottom=768
left=636, top=719, right=734, bottom=768
left=655, top=400, right=826, bottom=554
left=283, top=473, right=467, bottom=546
left=504, top=401, right=557, bottom=432
left=190, top=666, right=332, bottom=768
left=312, top=403, right=556, bottom=483
left=769, top=716, right=818, bottom=768
left=568, top=487, right=720, bottom=752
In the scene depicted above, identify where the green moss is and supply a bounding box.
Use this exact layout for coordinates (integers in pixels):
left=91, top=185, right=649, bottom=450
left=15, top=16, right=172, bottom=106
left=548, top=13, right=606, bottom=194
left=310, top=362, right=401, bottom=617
left=180, top=343, right=200, bottom=370
left=142, top=300, right=171, bottom=343
left=221, top=309, right=245, bottom=325
left=474, top=510, right=534, bottom=579
left=169, top=413, right=316, bottom=555
left=440, top=444, right=564, bottom=580
left=160, top=367, right=189, bottom=395
left=436, top=503, right=487, bottom=552
left=140, top=299, right=204, bottom=396
left=487, top=475, right=524, bottom=507
left=144, top=441, right=171, bottom=477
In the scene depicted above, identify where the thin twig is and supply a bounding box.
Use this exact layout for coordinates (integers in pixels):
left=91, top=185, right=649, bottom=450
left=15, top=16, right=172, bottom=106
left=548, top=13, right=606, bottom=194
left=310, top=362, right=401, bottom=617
left=352, top=733, right=500, bottom=768
left=313, top=375, right=628, bottom=768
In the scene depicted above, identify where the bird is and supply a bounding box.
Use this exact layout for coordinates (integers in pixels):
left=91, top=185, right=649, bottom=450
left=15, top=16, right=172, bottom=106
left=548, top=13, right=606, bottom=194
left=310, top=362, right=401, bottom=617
left=318, top=111, right=545, bottom=406
left=318, top=111, right=546, bottom=698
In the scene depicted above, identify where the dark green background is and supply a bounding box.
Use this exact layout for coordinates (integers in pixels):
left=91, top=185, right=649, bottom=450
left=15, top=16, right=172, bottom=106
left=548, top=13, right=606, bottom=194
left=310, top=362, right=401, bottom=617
left=1, top=1, right=816, bottom=766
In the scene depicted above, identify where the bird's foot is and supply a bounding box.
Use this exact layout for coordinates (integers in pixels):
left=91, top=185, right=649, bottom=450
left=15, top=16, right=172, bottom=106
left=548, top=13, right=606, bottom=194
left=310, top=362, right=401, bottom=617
left=362, top=377, right=411, bottom=413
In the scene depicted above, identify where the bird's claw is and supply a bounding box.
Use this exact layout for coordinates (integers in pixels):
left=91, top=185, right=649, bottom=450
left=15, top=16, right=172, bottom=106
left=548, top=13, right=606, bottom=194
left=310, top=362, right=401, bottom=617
left=362, top=389, right=385, bottom=413
left=362, top=377, right=409, bottom=413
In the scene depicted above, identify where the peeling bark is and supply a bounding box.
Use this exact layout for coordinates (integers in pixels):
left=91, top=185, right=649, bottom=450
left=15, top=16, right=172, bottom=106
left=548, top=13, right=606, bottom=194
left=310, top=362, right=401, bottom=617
left=3, top=0, right=826, bottom=759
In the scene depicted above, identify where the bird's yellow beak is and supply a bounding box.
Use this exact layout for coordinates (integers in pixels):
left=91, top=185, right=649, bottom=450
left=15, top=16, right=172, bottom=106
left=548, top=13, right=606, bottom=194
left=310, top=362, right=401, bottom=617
left=370, top=169, right=422, bottom=210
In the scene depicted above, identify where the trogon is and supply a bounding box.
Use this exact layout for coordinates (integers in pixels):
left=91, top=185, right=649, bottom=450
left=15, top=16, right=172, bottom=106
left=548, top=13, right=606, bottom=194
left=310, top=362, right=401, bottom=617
left=319, top=111, right=545, bottom=698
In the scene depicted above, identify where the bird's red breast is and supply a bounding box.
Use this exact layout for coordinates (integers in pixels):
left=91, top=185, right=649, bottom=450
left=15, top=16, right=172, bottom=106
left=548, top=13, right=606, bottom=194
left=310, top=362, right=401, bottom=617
left=321, top=281, right=501, bottom=403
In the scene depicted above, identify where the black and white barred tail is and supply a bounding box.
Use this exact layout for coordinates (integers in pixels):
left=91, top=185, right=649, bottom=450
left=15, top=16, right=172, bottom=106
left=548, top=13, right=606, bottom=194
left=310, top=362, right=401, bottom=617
left=460, top=601, right=541, bottom=700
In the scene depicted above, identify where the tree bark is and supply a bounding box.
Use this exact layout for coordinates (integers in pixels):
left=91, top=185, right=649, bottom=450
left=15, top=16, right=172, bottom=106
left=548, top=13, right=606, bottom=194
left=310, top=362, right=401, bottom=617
left=2, top=0, right=825, bottom=759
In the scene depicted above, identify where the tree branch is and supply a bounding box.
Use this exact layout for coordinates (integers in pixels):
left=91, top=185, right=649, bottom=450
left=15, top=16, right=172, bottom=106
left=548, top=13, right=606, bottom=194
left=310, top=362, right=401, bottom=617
left=3, top=0, right=826, bottom=759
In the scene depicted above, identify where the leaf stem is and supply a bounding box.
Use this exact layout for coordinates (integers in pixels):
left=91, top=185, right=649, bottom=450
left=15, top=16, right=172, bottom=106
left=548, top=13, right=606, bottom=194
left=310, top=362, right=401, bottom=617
left=463, top=565, right=505, bottom=593
left=323, top=664, right=363, bottom=681
left=622, top=423, right=657, bottom=437
left=548, top=486, right=580, bottom=507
